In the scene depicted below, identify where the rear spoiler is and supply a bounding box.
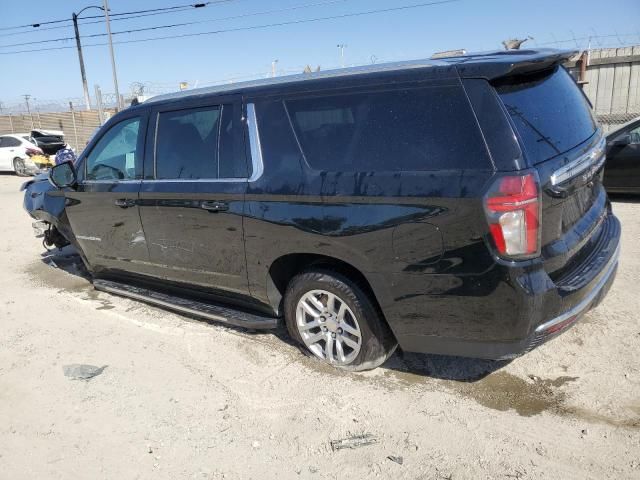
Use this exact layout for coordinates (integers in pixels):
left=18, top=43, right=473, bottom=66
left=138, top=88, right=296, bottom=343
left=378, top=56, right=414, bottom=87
left=450, top=48, right=579, bottom=81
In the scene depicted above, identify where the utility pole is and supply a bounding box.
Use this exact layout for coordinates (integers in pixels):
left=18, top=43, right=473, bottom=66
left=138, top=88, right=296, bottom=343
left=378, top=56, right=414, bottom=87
left=103, top=0, right=121, bottom=110
left=337, top=44, right=347, bottom=68
left=72, top=12, right=91, bottom=110
left=23, top=94, right=34, bottom=129
left=271, top=59, right=279, bottom=78
left=23, top=94, right=31, bottom=114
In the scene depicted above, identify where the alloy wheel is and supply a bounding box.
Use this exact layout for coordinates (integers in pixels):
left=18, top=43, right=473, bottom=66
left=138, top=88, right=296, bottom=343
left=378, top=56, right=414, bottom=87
left=295, top=289, right=362, bottom=365
left=13, top=158, right=25, bottom=176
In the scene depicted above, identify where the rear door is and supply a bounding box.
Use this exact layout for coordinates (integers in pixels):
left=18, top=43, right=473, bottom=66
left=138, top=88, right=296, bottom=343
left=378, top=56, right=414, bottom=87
left=138, top=96, right=250, bottom=297
left=64, top=111, right=150, bottom=272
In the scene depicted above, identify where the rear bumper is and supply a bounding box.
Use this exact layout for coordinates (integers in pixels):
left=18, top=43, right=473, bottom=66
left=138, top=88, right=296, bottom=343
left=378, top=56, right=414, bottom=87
left=395, top=212, right=621, bottom=359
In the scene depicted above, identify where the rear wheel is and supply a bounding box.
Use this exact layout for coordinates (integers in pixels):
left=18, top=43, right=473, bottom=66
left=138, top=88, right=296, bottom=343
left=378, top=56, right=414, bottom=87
left=13, top=157, right=27, bottom=177
left=284, top=270, right=397, bottom=371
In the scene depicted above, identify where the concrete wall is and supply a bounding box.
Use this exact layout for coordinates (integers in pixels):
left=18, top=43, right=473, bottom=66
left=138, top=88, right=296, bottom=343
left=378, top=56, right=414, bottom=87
left=0, top=110, right=103, bottom=152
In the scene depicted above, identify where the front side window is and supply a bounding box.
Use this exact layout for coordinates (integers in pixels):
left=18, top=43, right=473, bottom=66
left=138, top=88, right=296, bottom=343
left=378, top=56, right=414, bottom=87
left=286, top=85, right=489, bottom=172
left=86, top=117, right=141, bottom=181
left=626, top=124, right=640, bottom=145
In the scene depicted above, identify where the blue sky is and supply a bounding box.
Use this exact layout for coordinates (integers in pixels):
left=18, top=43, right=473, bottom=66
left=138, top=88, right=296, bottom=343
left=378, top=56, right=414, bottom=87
left=1, top=0, right=639, bottom=108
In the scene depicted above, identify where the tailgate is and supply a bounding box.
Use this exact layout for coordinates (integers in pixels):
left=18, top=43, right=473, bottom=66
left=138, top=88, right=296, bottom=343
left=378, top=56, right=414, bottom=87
left=493, top=65, right=608, bottom=275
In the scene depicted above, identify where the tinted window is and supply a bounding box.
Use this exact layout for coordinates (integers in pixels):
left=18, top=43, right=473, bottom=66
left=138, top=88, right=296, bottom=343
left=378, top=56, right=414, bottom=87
left=155, top=104, right=242, bottom=180
left=286, top=85, right=489, bottom=171
left=3, top=137, right=21, bottom=147
left=218, top=104, right=245, bottom=178
left=156, top=106, right=219, bottom=179
left=496, top=66, right=597, bottom=164
left=255, top=100, right=305, bottom=175
left=86, top=117, right=141, bottom=181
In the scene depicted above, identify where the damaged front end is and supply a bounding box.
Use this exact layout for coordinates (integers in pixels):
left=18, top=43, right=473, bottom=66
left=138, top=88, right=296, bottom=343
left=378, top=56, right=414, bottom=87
left=21, top=173, right=71, bottom=249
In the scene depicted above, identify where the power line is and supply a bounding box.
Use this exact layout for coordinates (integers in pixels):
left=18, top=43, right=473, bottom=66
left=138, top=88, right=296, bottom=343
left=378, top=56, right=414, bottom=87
left=0, top=0, right=462, bottom=55
left=0, top=6, right=201, bottom=38
left=0, top=0, right=230, bottom=32
left=538, top=32, right=639, bottom=46
left=0, top=0, right=351, bottom=49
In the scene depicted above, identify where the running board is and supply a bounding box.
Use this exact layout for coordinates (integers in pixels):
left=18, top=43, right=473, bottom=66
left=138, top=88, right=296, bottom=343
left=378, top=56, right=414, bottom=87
left=93, top=279, right=279, bottom=330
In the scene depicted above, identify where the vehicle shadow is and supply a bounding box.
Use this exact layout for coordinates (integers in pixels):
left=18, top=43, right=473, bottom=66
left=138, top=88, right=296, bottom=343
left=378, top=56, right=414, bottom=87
left=382, top=350, right=511, bottom=382
left=38, top=246, right=508, bottom=383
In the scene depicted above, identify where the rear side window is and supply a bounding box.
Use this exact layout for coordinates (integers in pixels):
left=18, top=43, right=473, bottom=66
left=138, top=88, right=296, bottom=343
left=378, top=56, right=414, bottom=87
left=155, top=104, right=244, bottom=179
left=285, top=85, right=489, bottom=171
left=3, top=137, right=21, bottom=147
left=156, top=106, right=220, bottom=179
left=495, top=66, right=597, bottom=164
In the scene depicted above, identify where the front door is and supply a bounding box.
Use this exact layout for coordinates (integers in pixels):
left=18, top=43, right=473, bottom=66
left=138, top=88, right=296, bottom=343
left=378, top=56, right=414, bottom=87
left=64, top=112, right=150, bottom=274
left=138, top=96, right=249, bottom=297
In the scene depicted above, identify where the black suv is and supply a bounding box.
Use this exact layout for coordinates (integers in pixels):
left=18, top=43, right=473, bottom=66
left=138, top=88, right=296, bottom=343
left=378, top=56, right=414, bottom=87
left=25, top=49, right=620, bottom=371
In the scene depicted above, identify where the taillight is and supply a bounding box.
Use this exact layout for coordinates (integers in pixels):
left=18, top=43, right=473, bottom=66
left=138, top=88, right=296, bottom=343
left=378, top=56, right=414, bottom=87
left=25, top=147, right=43, bottom=157
left=485, top=172, right=541, bottom=259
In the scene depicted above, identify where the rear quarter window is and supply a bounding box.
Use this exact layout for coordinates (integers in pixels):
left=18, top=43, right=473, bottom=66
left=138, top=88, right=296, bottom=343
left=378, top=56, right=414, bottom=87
left=285, top=85, right=491, bottom=172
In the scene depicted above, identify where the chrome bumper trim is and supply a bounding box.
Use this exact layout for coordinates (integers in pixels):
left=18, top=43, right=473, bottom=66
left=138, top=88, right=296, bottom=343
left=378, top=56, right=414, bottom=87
left=535, top=243, right=620, bottom=333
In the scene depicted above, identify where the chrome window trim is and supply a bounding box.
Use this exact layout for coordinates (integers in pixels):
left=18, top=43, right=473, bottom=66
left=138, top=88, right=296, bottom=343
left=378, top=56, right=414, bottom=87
left=549, top=135, right=606, bottom=186
left=140, top=178, right=246, bottom=183
left=83, top=179, right=141, bottom=184
left=246, top=103, right=264, bottom=182
left=150, top=104, right=257, bottom=183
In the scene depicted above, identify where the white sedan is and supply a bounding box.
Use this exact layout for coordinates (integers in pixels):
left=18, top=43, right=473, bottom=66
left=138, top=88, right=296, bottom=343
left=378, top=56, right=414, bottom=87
left=0, top=134, right=43, bottom=176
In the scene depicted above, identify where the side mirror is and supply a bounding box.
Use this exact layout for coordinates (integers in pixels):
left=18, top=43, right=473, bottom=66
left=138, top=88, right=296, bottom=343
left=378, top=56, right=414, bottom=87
left=612, top=134, right=631, bottom=146
left=49, top=161, right=77, bottom=189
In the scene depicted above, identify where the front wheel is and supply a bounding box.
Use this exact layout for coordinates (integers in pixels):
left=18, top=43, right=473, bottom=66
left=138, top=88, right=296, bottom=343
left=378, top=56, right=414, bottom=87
left=284, top=270, right=397, bottom=371
left=13, top=157, right=27, bottom=177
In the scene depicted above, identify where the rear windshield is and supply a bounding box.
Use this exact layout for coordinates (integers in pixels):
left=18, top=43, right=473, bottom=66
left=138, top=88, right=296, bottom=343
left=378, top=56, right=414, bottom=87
left=495, top=66, right=596, bottom=164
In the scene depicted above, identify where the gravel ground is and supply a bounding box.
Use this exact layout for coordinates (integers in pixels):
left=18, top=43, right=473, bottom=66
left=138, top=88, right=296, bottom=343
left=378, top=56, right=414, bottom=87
left=0, top=174, right=638, bottom=479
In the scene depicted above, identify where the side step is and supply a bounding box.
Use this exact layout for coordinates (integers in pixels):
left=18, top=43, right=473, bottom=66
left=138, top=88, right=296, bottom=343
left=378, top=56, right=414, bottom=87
left=93, top=279, right=279, bottom=330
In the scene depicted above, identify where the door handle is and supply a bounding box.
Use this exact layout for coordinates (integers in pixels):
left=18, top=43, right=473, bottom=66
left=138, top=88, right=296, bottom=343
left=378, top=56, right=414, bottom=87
left=115, top=198, right=136, bottom=208
left=200, top=200, right=229, bottom=212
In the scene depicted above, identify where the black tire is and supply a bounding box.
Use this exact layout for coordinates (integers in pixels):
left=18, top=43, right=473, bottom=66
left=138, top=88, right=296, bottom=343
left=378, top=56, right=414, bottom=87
left=284, top=269, right=397, bottom=371
left=13, top=157, right=27, bottom=177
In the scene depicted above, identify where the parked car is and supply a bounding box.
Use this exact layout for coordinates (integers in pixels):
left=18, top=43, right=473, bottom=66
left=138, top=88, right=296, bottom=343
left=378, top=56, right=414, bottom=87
left=30, top=129, right=65, bottom=156
left=24, top=49, right=620, bottom=371
left=0, top=134, right=44, bottom=176
left=604, top=117, right=640, bottom=194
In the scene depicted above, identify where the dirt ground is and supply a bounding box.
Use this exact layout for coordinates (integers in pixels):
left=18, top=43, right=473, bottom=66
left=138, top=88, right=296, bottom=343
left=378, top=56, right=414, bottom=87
left=0, top=174, right=638, bottom=479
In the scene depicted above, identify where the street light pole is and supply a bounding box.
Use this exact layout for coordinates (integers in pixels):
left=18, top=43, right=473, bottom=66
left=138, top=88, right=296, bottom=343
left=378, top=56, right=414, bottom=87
left=103, top=0, right=121, bottom=110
